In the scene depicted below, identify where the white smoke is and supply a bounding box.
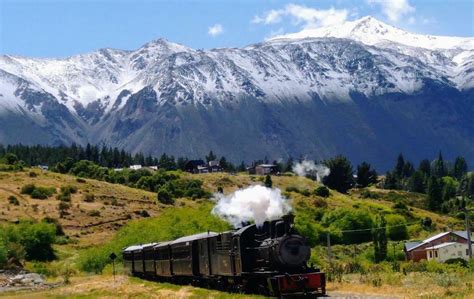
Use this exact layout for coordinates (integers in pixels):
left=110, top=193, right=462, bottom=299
left=212, top=185, right=292, bottom=228
left=293, top=160, right=330, bottom=182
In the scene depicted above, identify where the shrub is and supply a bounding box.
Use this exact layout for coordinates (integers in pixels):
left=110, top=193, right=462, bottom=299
left=20, top=184, right=36, bottom=195
left=445, top=258, right=468, bottom=267
left=56, top=193, right=71, bottom=202
left=60, top=185, right=78, bottom=194
left=8, top=196, right=19, bottom=206
left=314, top=186, right=330, bottom=197
left=360, top=189, right=379, bottom=199
left=140, top=210, right=150, bottom=217
left=321, top=208, right=374, bottom=244
left=31, top=189, right=48, bottom=199
left=157, top=188, right=174, bottom=205
left=76, top=178, right=86, bottom=183
left=29, top=171, right=37, bottom=177
left=286, top=186, right=300, bottom=193
left=83, top=194, right=95, bottom=202
left=385, top=214, right=408, bottom=241
left=42, top=217, right=65, bottom=236
left=88, top=210, right=101, bottom=217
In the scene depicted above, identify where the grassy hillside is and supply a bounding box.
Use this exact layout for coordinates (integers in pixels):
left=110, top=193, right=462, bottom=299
left=0, top=168, right=471, bottom=298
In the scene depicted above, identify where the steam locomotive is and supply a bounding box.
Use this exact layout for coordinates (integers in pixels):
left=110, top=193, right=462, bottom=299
left=122, top=214, right=326, bottom=297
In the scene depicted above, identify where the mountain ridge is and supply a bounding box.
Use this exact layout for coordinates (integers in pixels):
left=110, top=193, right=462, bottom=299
left=0, top=17, right=473, bottom=170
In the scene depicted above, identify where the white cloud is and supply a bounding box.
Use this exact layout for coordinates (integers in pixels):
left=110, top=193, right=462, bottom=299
left=208, top=24, right=224, bottom=37
left=252, top=4, right=349, bottom=29
left=366, top=0, right=415, bottom=22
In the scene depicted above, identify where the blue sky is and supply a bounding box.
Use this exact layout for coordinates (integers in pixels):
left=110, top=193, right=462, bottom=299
left=0, top=0, right=472, bottom=58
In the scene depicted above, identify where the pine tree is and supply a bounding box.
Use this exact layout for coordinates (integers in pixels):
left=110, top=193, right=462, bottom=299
left=206, top=151, right=217, bottom=162
left=356, top=162, right=377, bottom=187
left=427, top=176, right=443, bottom=211
left=418, top=159, right=431, bottom=177
left=408, top=171, right=426, bottom=193
left=432, top=151, right=446, bottom=178
left=453, top=156, right=468, bottom=180
left=395, top=153, right=405, bottom=178
left=402, top=161, right=414, bottom=178
left=323, top=155, right=354, bottom=193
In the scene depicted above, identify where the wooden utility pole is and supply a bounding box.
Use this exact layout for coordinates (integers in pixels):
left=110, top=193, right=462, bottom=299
left=327, top=234, right=332, bottom=267
left=465, top=206, right=472, bottom=259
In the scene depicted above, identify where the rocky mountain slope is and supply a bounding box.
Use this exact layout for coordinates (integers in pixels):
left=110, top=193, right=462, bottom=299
left=0, top=17, right=473, bottom=170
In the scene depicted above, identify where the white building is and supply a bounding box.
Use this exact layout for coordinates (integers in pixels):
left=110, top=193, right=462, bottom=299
left=425, top=242, right=470, bottom=263
left=130, top=165, right=142, bottom=170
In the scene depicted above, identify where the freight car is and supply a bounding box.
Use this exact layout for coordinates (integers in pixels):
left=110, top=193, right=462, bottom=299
left=123, top=214, right=325, bottom=297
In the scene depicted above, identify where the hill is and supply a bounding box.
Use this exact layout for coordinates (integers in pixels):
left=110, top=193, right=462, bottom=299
left=0, top=168, right=472, bottom=298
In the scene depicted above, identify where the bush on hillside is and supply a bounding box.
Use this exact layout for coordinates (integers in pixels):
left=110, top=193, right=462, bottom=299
left=157, top=188, right=174, bottom=205
left=321, top=208, right=373, bottom=244
left=8, top=196, right=19, bottom=206
left=314, top=186, right=330, bottom=197
left=385, top=214, right=409, bottom=241
left=20, top=184, right=36, bottom=195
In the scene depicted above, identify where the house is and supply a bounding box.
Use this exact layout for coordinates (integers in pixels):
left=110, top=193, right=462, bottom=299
left=208, top=160, right=222, bottom=172
left=148, top=166, right=158, bottom=171
left=425, top=242, right=470, bottom=263
left=114, top=168, right=123, bottom=172
left=130, top=165, right=142, bottom=170
left=185, top=160, right=206, bottom=173
left=255, top=164, right=278, bottom=176
left=404, top=231, right=472, bottom=262
left=37, top=165, right=49, bottom=171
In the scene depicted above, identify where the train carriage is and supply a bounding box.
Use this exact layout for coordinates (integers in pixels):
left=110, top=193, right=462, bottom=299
left=122, top=215, right=326, bottom=297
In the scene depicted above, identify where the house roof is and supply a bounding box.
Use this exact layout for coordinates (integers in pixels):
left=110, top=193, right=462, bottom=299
left=453, top=231, right=472, bottom=240
left=425, top=242, right=458, bottom=250
left=406, top=230, right=472, bottom=252
left=257, top=164, right=277, bottom=168
left=405, top=241, right=422, bottom=251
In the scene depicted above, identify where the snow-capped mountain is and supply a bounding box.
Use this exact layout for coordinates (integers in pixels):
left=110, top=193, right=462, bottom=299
left=0, top=17, right=473, bottom=170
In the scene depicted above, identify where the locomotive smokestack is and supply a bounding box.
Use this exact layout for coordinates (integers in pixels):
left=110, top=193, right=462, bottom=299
left=282, top=213, right=295, bottom=233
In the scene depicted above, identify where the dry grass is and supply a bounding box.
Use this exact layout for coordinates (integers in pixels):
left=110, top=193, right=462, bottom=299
left=1, top=275, right=263, bottom=299
left=0, top=170, right=164, bottom=247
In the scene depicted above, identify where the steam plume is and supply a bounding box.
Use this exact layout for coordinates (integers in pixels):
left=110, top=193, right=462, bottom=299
left=212, top=185, right=291, bottom=228
left=293, top=160, right=330, bottom=182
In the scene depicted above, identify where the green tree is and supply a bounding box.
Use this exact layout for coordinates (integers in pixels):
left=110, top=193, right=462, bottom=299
left=408, top=171, right=426, bottom=193
left=323, top=155, right=354, bottom=193
left=4, top=153, right=18, bottom=165
left=442, top=176, right=458, bottom=202
left=18, top=222, right=56, bottom=261
left=264, top=175, right=273, bottom=188
left=385, top=214, right=408, bottom=241
left=394, top=153, right=405, bottom=178
left=373, top=215, right=388, bottom=263
left=432, top=151, right=446, bottom=178
left=206, top=151, right=217, bottom=163
left=427, top=176, right=443, bottom=211
left=356, top=162, right=377, bottom=187
left=453, top=156, right=468, bottom=180
left=383, top=171, right=399, bottom=190
left=402, top=161, right=414, bottom=178
left=418, top=159, right=431, bottom=176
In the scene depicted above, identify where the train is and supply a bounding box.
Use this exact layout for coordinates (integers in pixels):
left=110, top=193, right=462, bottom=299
left=122, top=214, right=326, bottom=297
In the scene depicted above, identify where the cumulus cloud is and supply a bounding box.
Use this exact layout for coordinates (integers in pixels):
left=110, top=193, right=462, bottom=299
left=208, top=23, right=224, bottom=36
left=252, top=4, right=349, bottom=29
left=366, top=0, right=415, bottom=22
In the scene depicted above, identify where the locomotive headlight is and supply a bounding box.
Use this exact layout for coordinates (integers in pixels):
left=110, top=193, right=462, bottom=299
left=276, top=235, right=311, bottom=268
